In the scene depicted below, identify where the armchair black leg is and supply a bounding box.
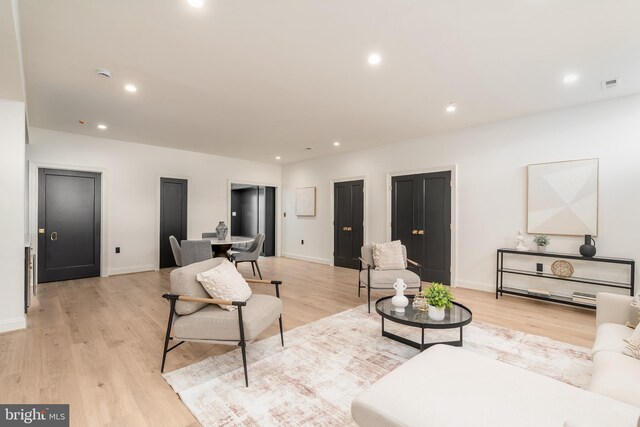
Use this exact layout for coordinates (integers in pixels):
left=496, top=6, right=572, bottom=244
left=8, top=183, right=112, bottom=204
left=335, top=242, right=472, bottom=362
left=254, top=261, right=262, bottom=280
left=278, top=315, right=284, bottom=347
left=161, top=299, right=177, bottom=373
left=240, top=342, right=248, bottom=387
left=251, top=262, right=256, bottom=276
left=367, top=285, right=371, bottom=313
left=358, top=283, right=361, bottom=297
left=237, top=306, right=249, bottom=387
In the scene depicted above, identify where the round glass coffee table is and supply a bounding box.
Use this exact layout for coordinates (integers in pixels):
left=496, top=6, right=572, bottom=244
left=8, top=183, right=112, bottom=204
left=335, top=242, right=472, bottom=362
left=375, top=295, right=472, bottom=351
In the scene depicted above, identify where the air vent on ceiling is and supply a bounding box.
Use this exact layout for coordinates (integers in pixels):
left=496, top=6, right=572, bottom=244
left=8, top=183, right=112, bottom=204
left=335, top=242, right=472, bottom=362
left=601, top=78, right=620, bottom=90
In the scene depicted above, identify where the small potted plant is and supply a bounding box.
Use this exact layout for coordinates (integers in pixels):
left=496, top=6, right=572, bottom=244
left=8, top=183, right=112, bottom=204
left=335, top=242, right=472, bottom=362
left=423, top=283, right=454, bottom=321
left=533, top=235, right=550, bottom=253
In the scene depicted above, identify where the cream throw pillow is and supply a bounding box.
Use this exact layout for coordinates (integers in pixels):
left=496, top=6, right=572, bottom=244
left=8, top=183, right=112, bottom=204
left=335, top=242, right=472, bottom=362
left=372, top=241, right=405, bottom=271
left=624, top=337, right=640, bottom=360
left=196, top=260, right=252, bottom=311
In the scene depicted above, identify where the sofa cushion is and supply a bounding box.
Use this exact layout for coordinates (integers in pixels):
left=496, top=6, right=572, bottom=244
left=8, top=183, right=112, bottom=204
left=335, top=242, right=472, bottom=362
left=592, top=323, right=633, bottom=355
left=590, top=350, right=640, bottom=408
left=359, top=268, right=420, bottom=288
left=352, top=345, right=640, bottom=427
left=173, top=294, right=282, bottom=342
left=171, top=258, right=226, bottom=315
left=197, top=260, right=252, bottom=311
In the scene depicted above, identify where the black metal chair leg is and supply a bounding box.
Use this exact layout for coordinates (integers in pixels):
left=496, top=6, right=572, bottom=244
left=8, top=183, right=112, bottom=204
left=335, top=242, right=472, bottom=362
left=367, top=285, right=371, bottom=313
left=279, top=315, right=284, bottom=347
left=251, top=262, right=256, bottom=276
left=237, top=306, right=249, bottom=387
left=240, top=343, right=248, bottom=387
left=254, top=261, right=262, bottom=280
left=161, top=299, right=177, bottom=373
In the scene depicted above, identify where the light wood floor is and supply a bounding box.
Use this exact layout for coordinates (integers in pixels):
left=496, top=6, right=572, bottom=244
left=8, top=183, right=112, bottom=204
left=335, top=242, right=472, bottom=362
left=0, top=257, right=596, bottom=426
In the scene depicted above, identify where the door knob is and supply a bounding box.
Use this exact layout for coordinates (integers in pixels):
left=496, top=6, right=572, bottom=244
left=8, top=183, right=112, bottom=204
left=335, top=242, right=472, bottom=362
left=411, top=230, right=418, bottom=235
left=50, top=231, right=58, bottom=241
left=418, top=230, right=424, bottom=235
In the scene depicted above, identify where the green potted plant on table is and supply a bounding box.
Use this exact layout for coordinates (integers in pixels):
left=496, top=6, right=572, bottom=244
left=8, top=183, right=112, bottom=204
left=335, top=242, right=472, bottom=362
left=424, top=283, right=454, bottom=321
left=533, top=235, right=550, bottom=253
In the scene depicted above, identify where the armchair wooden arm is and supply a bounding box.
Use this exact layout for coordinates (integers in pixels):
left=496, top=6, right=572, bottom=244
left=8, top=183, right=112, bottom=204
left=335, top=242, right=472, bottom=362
left=162, top=293, right=247, bottom=307
left=407, top=258, right=422, bottom=268
left=244, top=279, right=283, bottom=298
left=358, top=257, right=372, bottom=267
left=245, top=279, right=282, bottom=286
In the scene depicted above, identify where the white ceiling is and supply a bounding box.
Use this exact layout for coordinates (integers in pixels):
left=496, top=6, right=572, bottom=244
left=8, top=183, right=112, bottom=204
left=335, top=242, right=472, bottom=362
left=17, top=0, right=640, bottom=164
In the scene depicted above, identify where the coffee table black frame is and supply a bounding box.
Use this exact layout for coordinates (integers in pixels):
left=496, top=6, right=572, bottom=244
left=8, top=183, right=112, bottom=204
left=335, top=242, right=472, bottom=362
left=375, top=296, right=472, bottom=351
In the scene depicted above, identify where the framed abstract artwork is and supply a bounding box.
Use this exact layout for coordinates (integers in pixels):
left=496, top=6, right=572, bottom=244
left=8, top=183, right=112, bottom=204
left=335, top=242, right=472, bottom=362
left=296, top=187, right=316, bottom=216
left=527, top=158, right=599, bottom=236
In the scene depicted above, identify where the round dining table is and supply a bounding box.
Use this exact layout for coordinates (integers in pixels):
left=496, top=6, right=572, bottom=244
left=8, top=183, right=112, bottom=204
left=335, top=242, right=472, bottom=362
left=207, top=236, right=254, bottom=258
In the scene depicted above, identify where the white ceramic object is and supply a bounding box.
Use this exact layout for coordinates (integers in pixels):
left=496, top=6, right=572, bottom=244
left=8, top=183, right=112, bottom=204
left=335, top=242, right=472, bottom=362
left=428, top=305, right=445, bottom=321
left=515, top=231, right=528, bottom=251
left=391, top=279, right=409, bottom=312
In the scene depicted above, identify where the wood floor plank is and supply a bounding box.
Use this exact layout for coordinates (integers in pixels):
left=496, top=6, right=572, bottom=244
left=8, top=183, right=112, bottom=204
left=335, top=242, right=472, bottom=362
left=0, top=256, right=596, bottom=426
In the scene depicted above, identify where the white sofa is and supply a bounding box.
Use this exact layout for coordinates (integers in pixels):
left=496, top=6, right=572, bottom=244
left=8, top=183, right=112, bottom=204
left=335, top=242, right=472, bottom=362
left=351, top=292, right=640, bottom=427
left=590, top=292, right=640, bottom=407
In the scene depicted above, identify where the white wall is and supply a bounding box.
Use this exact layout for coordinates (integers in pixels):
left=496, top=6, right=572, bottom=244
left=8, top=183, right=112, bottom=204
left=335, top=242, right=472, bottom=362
left=0, top=99, right=26, bottom=333
left=26, top=128, right=281, bottom=276
left=282, top=95, right=640, bottom=292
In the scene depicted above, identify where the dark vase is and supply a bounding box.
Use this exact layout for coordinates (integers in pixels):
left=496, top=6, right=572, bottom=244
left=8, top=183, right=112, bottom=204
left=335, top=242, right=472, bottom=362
left=216, top=221, right=228, bottom=240
left=579, top=235, right=596, bottom=257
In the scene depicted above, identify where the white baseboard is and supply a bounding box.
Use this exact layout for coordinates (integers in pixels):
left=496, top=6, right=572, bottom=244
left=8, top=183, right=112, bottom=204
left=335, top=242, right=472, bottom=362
left=0, top=315, right=26, bottom=334
left=454, top=279, right=494, bottom=293
left=281, top=252, right=331, bottom=265
left=107, top=264, right=156, bottom=276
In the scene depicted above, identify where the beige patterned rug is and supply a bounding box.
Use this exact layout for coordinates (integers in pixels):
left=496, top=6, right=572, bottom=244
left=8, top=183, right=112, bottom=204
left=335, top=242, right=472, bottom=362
left=163, top=304, right=592, bottom=426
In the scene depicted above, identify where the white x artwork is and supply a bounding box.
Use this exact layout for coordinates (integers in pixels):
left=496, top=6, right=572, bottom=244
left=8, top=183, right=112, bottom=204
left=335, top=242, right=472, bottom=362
left=527, top=159, right=598, bottom=236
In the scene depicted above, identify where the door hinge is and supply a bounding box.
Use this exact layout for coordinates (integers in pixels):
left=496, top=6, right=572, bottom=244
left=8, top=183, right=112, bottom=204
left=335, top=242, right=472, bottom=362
left=450, top=223, right=452, bottom=230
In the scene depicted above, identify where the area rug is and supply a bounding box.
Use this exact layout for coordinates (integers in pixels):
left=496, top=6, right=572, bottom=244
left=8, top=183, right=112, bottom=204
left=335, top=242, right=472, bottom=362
left=163, top=305, right=592, bottom=426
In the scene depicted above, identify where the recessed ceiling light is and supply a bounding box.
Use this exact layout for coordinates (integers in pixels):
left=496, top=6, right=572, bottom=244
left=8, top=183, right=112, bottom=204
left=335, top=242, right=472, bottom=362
left=124, top=84, right=137, bottom=93
left=563, top=73, right=579, bottom=84
left=275, top=156, right=281, bottom=160
left=187, top=0, right=204, bottom=8
left=368, top=53, right=382, bottom=66
left=333, top=141, right=340, bottom=146
left=445, top=103, right=457, bottom=113
left=97, top=124, right=107, bottom=130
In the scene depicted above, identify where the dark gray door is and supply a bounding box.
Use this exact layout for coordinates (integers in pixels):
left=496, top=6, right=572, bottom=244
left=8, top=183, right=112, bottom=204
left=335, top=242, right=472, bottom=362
left=38, top=168, right=101, bottom=283
left=334, top=180, right=364, bottom=269
left=160, top=178, right=188, bottom=268
left=392, top=172, right=451, bottom=283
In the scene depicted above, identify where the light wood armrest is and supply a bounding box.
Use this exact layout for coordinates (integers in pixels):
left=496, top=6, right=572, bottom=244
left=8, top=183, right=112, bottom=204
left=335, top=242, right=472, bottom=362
left=407, top=258, right=421, bottom=267
left=246, top=279, right=282, bottom=285
left=177, top=295, right=242, bottom=306
left=359, top=257, right=371, bottom=267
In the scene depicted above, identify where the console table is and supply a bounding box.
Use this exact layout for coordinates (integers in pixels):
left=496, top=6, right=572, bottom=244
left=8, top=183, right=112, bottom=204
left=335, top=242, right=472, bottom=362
left=496, top=249, right=635, bottom=309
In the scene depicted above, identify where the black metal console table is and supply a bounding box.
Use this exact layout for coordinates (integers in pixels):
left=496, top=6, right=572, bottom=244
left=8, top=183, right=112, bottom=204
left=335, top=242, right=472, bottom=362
left=496, top=249, right=635, bottom=309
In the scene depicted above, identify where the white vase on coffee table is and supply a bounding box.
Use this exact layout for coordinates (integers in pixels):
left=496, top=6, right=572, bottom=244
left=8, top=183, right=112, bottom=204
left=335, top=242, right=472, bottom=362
left=391, top=279, right=409, bottom=313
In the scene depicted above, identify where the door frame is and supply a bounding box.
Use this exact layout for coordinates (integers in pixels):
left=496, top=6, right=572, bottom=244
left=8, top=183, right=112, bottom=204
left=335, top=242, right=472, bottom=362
left=226, top=179, right=281, bottom=257
left=28, top=161, right=109, bottom=282
left=154, top=173, right=190, bottom=270
left=385, top=166, right=457, bottom=286
left=329, top=175, right=368, bottom=266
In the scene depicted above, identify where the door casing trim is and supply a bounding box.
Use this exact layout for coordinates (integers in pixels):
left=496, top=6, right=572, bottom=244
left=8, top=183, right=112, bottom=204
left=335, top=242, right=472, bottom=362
left=28, top=161, right=109, bottom=281
left=385, top=165, right=457, bottom=287
left=329, top=175, right=368, bottom=267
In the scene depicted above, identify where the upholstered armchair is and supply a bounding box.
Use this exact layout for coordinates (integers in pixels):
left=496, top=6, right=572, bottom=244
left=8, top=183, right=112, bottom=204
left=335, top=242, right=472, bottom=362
left=161, top=258, right=284, bottom=387
left=358, top=244, right=422, bottom=312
